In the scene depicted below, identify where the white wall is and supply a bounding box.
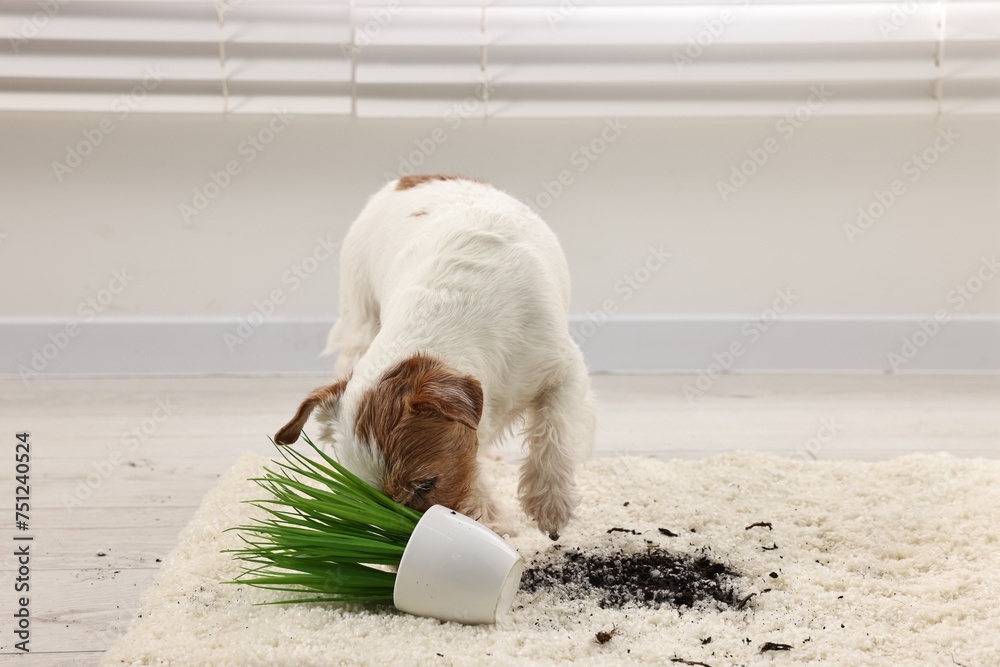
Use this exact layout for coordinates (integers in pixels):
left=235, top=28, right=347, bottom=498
left=1, top=112, right=998, bottom=374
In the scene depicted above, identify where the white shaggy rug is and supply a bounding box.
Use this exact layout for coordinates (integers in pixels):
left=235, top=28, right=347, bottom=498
left=104, top=450, right=1000, bottom=667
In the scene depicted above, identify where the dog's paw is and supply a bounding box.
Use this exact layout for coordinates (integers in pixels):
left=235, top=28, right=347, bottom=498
left=520, top=486, right=578, bottom=539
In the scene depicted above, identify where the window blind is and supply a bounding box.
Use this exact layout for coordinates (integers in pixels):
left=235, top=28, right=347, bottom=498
left=1, top=0, right=997, bottom=117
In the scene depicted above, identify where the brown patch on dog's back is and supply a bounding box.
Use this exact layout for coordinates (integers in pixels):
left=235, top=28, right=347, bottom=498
left=355, top=354, right=483, bottom=515
left=410, top=209, right=428, bottom=217
left=396, top=174, right=482, bottom=191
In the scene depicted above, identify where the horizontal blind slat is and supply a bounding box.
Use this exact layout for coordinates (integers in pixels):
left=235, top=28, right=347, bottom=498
left=1, top=0, right=998, bottom=116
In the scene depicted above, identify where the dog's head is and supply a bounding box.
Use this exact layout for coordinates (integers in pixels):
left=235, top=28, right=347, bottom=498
left=275, top=354, right=483, bottom=517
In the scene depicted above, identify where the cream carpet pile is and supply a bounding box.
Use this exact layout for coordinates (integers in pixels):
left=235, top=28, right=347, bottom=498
left=104, top=449, right=1000, bottom=667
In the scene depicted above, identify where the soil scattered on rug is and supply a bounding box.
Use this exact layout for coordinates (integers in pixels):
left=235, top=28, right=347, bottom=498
left=594, top=625, right=618, bottom=644
left=760, top=641, right=794, bottom=653
left=520, top=546, right=742, bottom=610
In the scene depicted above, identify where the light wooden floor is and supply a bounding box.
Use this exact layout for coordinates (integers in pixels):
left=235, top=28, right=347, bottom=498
left=1, top=374, right=997, bottom=664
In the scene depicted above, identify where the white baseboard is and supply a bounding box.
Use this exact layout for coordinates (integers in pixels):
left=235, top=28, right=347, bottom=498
left=1, top=316, right=998, bottom=379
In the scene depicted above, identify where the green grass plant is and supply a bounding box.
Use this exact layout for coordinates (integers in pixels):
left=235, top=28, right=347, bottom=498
left=225, top=434, right=422, bottom=604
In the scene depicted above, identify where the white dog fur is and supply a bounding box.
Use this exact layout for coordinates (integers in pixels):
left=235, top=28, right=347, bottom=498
left=277, top=175, right=595, bottom=538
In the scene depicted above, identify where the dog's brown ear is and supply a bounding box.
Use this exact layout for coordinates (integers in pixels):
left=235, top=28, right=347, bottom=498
left=411, top=371, right=483, bottom=431
left=275, top=380, right=348, bottom=445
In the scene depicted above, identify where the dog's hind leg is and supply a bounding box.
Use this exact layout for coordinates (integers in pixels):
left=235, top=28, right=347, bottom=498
left=518, top=348, right=595, bottom=538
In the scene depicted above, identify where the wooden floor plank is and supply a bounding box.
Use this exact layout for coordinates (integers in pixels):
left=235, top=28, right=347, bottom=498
left=0, top=507, right=191, bottom=572
left=0, top=568, right=155, bottom=655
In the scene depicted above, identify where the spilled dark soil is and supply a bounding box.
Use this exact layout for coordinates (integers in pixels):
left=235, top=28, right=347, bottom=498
left=520, top=546, right=741, bottom=610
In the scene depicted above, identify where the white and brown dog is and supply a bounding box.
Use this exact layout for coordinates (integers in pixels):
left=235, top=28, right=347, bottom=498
left=276, top=175, right=595, bottom=538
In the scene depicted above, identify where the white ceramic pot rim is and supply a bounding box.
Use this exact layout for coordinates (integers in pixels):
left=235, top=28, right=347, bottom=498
left=393, top=505, right=524, bottom=625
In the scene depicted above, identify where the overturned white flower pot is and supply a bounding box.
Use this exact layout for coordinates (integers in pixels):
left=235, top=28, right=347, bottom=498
left=394, top=505, right=524, bottom=625
left=230, top=438, right=524, bottom=626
